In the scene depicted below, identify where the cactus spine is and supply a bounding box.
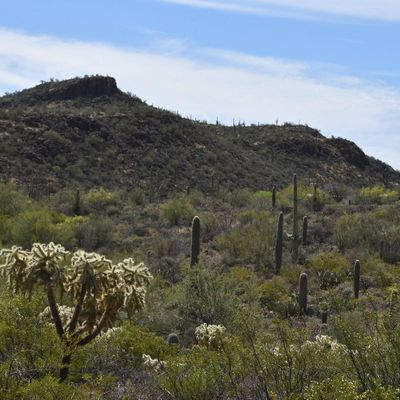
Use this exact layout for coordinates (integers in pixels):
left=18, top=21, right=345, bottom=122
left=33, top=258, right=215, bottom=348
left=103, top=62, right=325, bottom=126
left=292, top=174, right=299, bottom=262
left=272, top=185, right=276, bottom=209
left=191, top=216, right=201, bottom=266
left=302, top=216, right=308, bottom=246
left=275, top=212, right=284, bottom=274
left=299, top=272, right=308, bottom=314
left=353, top=260, right=360, bottom=299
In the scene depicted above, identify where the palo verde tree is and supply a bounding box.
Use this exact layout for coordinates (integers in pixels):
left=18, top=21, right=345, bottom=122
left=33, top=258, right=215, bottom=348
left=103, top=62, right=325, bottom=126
left=0, top=242, right=152, bottom=382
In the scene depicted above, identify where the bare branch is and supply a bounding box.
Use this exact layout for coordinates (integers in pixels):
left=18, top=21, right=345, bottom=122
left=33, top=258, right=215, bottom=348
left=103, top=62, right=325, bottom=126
left=77, top=306, right=111, bottom=346
left=67, top=284, right=86, bottom=333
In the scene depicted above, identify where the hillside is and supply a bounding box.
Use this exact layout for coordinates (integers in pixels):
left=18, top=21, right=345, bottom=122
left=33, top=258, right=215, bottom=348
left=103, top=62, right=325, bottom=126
left=0, top=75, right=398, bottom=194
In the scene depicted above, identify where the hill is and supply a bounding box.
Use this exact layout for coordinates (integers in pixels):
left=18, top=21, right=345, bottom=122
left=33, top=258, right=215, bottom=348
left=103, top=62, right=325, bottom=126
left=0, top=75, right=398, bottom=194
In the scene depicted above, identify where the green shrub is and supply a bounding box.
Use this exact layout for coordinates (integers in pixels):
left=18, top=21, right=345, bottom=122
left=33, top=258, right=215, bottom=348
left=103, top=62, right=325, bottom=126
left=16, top=376, right=92, bottom=400
left=82, top=322, right=177, bottom=376
left=0, top=183, right=29, bottom=216
left=79, top=215, right=114, bottom=250
left=10, top=209, right=56, bottom=248
left=216, top=211, right=275, bottom=268
left=252, top=190, right=272, bottom=210
left=160, top=195, right=196, bottom=225
left=85, top=187, right=119, bottom=214
left=228, top=188, right=252, bottom=207
left=307, top=252, right=349, bottom=288
left=334, top=213, right=375, bottom=250
left=129, top=187, right=146, bottom=206
left=178, top=263, right=237, bottom=327
left=359, top=186, right=398, bottom=205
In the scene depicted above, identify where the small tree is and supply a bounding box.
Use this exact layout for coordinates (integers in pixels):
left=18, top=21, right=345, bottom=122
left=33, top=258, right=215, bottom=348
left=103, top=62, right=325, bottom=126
left=0, top=242, right=152, bottom=382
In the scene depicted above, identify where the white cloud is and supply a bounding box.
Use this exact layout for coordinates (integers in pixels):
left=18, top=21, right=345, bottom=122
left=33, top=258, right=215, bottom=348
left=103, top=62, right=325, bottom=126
left=0, top=28, right=399, bottom=169
left=162, top=0, right=400, bottom=21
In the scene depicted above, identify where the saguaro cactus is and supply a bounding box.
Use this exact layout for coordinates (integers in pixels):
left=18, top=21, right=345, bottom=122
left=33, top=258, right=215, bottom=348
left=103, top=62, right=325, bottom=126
left=299, top=272, right=308, bottom=314
left=353, top=260, right=360, bottom=299
left=272, top=185, right=277, bottom=209
left=312, top=184, right=318, bottom=211
left=292, top=174, right=299, bottom=262
left=73, top=189, right=81, bottom=216
left=191, top=216, right=201, bottom=266
left=302, top=216, right=308, bottom=246
left=275, top=212, right=284, bottom=274
left=321, top=311, right=328, bottom=324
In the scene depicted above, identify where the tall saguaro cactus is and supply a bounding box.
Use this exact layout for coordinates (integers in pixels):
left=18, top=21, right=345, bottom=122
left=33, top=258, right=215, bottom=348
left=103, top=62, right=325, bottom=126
left=275, top=212, right=284, bottom=274
left=353, top=260, right=360, bottom=299
left=302, top=216, right=308, bottom=246
left=73, top=189, right=81, bottom=216
left=191, top=216, right=201, bottom=266
left=299, top=272, right=308, bottom=314
left=312, top=184, right=318, bottom=212
left=272, top=186, right=277, bottom=209
left=292, top=174, right=299, bottom=262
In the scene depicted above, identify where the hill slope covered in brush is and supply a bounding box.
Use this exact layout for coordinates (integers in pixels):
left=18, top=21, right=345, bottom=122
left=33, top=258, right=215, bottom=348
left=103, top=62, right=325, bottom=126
left=0, top=75, right=398, bottom=193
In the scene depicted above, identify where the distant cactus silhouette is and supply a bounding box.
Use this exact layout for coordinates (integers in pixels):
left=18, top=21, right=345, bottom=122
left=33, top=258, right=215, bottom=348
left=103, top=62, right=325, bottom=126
left=353, top=260, right=360, bottom=299
left=321, top=311, right=328, bottom=324
left=302, top=216, right=308, bottom=245
left=292, top=174, right=299, bottom=262
left=272, top=185, right=276, bottom=209
left=191, top=216, right=201, bottom=266
left=73, top=189, right=81, bottom=215
left=312, top=184, right=319, bottom=211
left=275, top=212, right=284, bottom=274
left=299, top=272, right=308, bottom=314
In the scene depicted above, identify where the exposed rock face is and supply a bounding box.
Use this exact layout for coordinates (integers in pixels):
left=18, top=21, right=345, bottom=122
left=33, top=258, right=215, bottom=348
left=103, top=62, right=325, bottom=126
left=1, top=76, right=120, bottom=105
left=328, top=137, right=369, bottom=169
left=45, top=76, right=119, bottom=101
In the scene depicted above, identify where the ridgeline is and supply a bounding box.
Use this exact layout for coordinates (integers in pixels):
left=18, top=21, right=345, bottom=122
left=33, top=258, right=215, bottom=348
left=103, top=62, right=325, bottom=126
left=0, top=75, right=398, bottom=194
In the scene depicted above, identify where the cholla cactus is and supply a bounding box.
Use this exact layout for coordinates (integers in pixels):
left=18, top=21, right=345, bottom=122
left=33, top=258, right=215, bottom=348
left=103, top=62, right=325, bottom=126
left=142, top=354, right=166, bottom=372
left=195, top=323, right=226, bottom=350
left=0, top=242, right=152, bottom=382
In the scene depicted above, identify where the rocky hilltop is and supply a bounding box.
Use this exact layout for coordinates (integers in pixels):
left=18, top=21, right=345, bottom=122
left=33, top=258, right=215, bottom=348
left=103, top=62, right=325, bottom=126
left=0, top=75, right=398, bottom=194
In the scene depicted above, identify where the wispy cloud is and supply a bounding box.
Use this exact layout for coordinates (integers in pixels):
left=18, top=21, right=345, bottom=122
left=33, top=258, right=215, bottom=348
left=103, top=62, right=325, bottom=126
left=162, top=0, right=400, bottom=21
left=0, top=27, right=399, bottom=169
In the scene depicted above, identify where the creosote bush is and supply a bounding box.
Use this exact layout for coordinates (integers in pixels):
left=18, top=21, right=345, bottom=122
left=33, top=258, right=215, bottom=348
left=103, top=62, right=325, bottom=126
left=160, top=195, right=196, bottom=225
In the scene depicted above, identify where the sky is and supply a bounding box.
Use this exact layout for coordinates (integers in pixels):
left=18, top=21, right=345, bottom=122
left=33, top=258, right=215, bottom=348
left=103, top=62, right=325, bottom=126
left=0, top=0, right=400, bottom=169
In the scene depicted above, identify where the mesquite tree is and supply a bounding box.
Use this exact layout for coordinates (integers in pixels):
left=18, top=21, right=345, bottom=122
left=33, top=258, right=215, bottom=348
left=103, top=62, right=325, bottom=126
left=0, top=242, right=152, bottom=382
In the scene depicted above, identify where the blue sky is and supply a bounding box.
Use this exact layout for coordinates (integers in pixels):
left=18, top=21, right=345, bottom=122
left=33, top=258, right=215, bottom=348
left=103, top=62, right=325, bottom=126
left=1, top=0, right=400, bottom=169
